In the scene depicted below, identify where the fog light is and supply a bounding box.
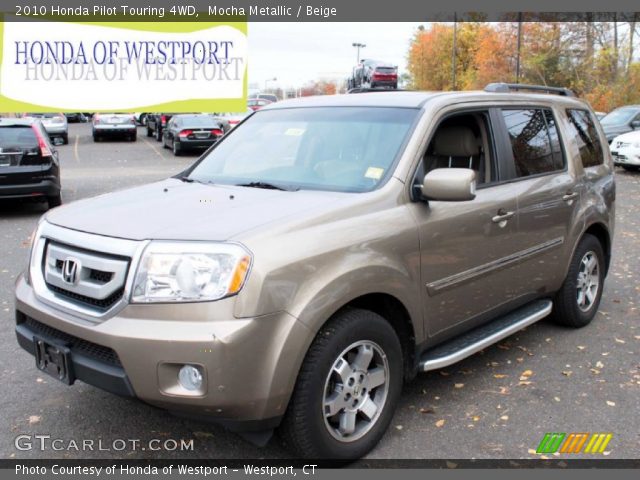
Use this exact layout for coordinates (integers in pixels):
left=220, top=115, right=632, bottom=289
left=178, top=365, right=203, bottom=391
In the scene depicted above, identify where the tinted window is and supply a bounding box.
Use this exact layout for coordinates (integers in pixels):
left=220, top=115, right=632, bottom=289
left=566, top=109, right=604, bottom=168
left=0, top=126, right=38, bottom=148
left=501, top=109, right=564, bottom=177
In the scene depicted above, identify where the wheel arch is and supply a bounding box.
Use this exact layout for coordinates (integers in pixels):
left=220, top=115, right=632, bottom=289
left=582, top=222, right=612, bottom=274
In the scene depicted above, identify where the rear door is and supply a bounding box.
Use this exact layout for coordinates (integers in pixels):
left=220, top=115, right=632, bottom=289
left=496, top=107, right=582, bottom=294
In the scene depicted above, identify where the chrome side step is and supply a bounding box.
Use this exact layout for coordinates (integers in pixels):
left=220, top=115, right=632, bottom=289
left=418, top=299, right=553, bottom=372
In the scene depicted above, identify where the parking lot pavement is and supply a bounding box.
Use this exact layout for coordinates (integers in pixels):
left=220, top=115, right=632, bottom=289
left=1, top=123, right=638, bottom=459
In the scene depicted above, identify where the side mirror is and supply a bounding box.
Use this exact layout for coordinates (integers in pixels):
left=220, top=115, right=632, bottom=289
left=421, top=168, right=476, bottom=202
left=630, top=120, right=640, bottom=129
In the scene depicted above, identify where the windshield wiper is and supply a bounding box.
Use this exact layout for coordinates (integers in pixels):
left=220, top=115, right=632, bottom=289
left=235, top=181, right=299, bottom=191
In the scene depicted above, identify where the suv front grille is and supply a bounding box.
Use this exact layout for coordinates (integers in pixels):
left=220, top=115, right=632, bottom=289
left=44, top=241, right=130, bottom=313
left=48, top=285, right=125, bottom=311
left=24, top=316, right=122, bottom=367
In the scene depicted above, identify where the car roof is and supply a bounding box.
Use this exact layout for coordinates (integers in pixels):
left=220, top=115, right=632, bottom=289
left=261, top=91, right=590, bottom=111
left=0, top=118, right=36, bottom=127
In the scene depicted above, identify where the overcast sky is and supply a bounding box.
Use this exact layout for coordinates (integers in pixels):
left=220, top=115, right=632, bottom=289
left=247, top=22, right=425, bottom=89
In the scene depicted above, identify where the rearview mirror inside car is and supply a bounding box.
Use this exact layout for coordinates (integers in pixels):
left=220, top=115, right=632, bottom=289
left=421, top=168, right=476, bottom=202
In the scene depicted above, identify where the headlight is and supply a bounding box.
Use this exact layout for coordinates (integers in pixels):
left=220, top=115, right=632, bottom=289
left=25, top=217, right=47, bottom=286
left=131, top=242, right=252, bottom=303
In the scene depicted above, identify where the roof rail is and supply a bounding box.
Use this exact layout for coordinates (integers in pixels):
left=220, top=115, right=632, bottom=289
left=484, top=82, right=575, bottom=97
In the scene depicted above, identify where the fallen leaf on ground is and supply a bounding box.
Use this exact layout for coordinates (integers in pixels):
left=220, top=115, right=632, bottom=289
left=454, top=383, right=464, bottom=389
left=500, top=415, right=509, bottom=421
left=518, top=381, right=532, bottom=386
left=494, top=374, right=508, bottom=379
left=28, top=416, right=40, bottom=425
left=419, top=407, right=434, bottom=414
left=562, top=370, right=573, bottom=377
left=596, top=361, right=604, bottom=368
left=577, top=346, right=586, bottom=350
left=435, top=419, right=446, bottom=428
left=554, top=397, right=561, bottom=402
left=615, top=338, right=626, bottom=344
left=606, top=401, right=616, bottom=407
left=395, top=425, right=403, bottom=430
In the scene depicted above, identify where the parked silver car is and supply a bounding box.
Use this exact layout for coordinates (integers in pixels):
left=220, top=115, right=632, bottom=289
left=28, top=113, right=68, bottom=144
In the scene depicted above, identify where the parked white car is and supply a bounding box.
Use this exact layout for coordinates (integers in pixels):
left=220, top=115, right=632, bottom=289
left=610, top=130, right=640, bottom=171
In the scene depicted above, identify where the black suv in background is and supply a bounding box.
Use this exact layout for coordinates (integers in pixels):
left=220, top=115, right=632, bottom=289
left=0, top=118, right=61, bottom=209
left=146, top=113, right=177, bottom=141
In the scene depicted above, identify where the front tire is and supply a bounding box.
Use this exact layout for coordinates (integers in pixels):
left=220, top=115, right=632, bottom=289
left=551, top=234, right=605, bottom=328
left=279, top=308, right=403, bottom=459
left=146, top=126, right=153, bottom=137
left=156, top=128, right=162, bottom=141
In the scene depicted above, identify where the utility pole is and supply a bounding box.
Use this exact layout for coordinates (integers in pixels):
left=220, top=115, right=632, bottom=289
left=516, top=12, right=522, bottom=83
left=352, top=42, right=366, bottom=64
left=452, top=13, right=457, bottom=90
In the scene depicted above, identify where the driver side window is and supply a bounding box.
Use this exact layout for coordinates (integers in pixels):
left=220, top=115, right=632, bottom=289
left=415, top=110, right=496, bottom=190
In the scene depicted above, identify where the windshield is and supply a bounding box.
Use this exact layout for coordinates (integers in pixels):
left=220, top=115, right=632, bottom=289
left=187, top=107, right=419, bottom=192
left=600, top=108, right=637, bottom=126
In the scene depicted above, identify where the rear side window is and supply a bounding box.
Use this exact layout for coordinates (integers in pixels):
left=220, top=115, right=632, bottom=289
left=501, top=108, right=565, bottom=177
left=566, top=109, right=604, bottom=168
left=0, top=126, right=38, bottom=148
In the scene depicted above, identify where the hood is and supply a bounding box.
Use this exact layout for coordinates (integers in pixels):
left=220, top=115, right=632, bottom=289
left=45, top=179, right=345, bottom=241
left=610, top=130, right=640, bottom=144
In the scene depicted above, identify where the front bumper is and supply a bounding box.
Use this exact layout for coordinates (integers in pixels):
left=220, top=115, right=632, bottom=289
left=611, top=149, right=640, bottom=166
left=15, top=274, right=309, bottom=429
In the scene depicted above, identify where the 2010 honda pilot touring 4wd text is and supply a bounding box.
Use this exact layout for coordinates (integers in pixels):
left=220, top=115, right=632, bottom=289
left=15, top=83, right=615, bottom=459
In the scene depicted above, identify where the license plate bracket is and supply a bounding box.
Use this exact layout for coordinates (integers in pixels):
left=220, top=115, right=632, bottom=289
left=33, top=336, right=74, bottom=384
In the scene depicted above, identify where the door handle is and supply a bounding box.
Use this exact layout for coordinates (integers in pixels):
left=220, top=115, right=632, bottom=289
left=492, top=209, right=515, bottom=224
left=562, top=192, right=578, bottom=202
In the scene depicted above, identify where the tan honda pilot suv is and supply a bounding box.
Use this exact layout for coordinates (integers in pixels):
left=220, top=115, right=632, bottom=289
left=15, top=83, right=615, bottom=459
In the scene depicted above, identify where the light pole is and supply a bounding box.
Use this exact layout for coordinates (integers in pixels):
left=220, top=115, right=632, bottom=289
left=352, top=42, right=366, bottom=64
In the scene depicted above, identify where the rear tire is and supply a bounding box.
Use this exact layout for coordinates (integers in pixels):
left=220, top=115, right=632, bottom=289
left=172, top=141, right=181, bottom=156
left=47, top=193, right=62, bottom=209
left=551, top=234, right=605, bottom=328
left=156, top=128, right=162, bottom=141
left=279, top=308, right=403, bottom=459
left=62, top=134, right=69, bottom=145
left=146, top=126, right=153, bottom=137
left=622, top=165, right=639, bottom=171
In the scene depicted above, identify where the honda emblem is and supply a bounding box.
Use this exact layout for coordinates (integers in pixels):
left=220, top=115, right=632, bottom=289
left=61, top=258, right=80, bottom=285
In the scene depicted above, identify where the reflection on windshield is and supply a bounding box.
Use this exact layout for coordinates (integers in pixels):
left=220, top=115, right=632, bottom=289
left=600, top=109, right=636, bottom=126
left=188, top=107, right=418, bottom=193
